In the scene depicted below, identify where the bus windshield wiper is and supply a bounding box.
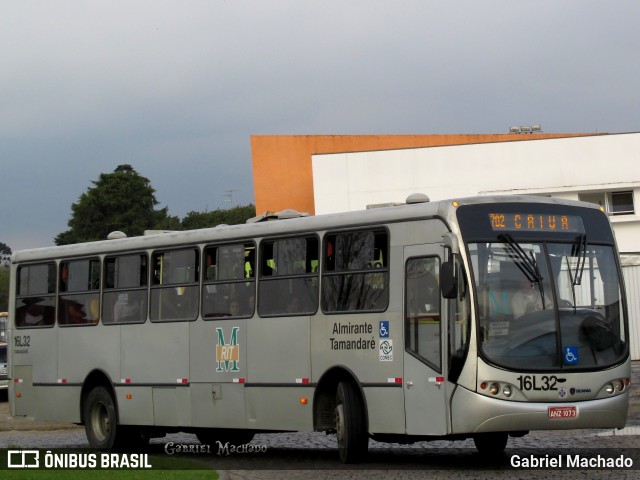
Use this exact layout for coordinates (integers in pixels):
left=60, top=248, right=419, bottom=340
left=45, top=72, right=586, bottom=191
left=566, top=234, right=587, bottom=309
left=569, top=234, right=587, bottom=287
left=499, top=234, right=543, bottom=283
left=499, top=234, right=545, bottom=306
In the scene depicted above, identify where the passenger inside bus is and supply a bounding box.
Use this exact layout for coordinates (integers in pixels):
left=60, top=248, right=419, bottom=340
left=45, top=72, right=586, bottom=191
left=112, top=292, right=145, bottom=323
left=511, top=278, right=543, bottom=319
left=18, top=298, right=47, bottom=326
left=229, top=298, right=241, bottom=317
left=286, top=295, right=301, bottom=314
left=63, top=299, right=87, bottom=324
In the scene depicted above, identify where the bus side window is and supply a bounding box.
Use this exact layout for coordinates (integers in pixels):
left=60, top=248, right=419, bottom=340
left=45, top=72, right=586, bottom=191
left=15, top=263, right=56, bottom=328
left=58, top=259, right=101, bottom=326
left=321, top=229, right=389, bottom=313
left=102, top=254, right=148, bottom=324
left=405, top=257, right=441, bottom=371
left=150, top=249, right=199, bottom=322
left=202, top=243, right=256, bottom=319
left=258, top=236, right=319, bottom=316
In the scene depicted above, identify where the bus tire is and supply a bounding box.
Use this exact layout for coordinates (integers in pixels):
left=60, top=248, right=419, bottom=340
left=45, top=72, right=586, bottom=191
left=335, top=381, right=368, bottom=463
left=83, top=386, right=122, bottom=450
left=473, top=432, right=508, bottom=456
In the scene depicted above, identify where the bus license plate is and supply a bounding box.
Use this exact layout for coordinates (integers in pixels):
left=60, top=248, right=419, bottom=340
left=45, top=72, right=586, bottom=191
left=548, top=406, right=577, bottom=419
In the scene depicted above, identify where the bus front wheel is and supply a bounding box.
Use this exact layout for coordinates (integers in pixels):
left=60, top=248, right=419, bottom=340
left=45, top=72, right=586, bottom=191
left=84, top=386, right=121, bottom=449
left=335, top=381, right=368, bottom=463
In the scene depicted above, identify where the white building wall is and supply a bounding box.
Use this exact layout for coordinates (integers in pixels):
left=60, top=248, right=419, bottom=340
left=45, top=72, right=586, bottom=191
left=312, top=132, right=640, bottom=252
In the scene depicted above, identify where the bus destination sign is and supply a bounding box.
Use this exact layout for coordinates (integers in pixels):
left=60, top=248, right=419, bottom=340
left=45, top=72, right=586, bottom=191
left=489, top=213, right=585, bottom=233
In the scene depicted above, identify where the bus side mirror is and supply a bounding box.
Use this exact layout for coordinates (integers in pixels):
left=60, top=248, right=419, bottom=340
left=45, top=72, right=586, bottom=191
left=440, top=260, right=457, bottom=299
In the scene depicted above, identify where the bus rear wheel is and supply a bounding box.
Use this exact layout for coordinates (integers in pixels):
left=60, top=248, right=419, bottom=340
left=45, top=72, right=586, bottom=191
left=84, top=386, right=121, bottom=449
left=335, top=381, right=368, bottom=463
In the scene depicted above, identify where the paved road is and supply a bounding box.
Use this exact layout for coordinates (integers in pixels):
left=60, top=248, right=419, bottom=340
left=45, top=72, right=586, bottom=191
left=1, top=362, right=639, bottom=478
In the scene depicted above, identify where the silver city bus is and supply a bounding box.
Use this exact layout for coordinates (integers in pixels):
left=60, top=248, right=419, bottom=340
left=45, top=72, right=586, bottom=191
left=8, top=195, right=630, bottom=462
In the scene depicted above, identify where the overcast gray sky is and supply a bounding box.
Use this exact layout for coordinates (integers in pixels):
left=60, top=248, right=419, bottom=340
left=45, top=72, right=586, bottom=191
left=2, top=1, right=639, bottom=252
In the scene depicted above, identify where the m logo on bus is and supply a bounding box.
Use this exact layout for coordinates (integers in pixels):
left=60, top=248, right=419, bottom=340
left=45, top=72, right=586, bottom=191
left=216, top=327, right=240, bottom=372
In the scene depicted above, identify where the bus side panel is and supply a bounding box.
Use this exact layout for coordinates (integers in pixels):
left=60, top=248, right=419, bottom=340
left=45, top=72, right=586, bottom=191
left=246, top=316, right=311, bottom=383
left=246, top=316, right=312, bottom=430
left=245, top=387, right=314, bottom=431
left=121, top=323, right=189, bottom=384
left=14, top=328, right=58, bottom=384
left=11, top=365, right=34, bottom=417
left=190, top=383, right=247, bottom=428
left=116, top=386, right=154, bottom=426
left=153, top=387, right=191, bottom=427
left=56, top=325, right=120, bottom=425
left=121, top=322, right=191, bottom=427
left=11, top=328, right=58, bottom=418
left=34, top=386, right=82, bottom=423
left=58, top=325, right=120, bottom=387
left=364, top=386, right=406, bottom=434
left=189, top=320, right=248, bottom=429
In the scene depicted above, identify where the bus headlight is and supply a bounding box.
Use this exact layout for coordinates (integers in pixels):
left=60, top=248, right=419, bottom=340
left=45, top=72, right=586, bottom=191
left=489, top=383, right=500, bottom=395
left=502, top=385, right=512, bottom=398
left=614, top=379, right=624, bottom=392
left=605, top=383, right=615, bottom=394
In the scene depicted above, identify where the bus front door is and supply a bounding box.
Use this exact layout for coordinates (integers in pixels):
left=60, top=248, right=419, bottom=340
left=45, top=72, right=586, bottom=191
left=403, top=246, right=450, bottom=436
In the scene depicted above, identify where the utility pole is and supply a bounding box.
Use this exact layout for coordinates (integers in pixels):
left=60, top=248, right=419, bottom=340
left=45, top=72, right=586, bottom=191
left=223, top=189, right=238, bottom=207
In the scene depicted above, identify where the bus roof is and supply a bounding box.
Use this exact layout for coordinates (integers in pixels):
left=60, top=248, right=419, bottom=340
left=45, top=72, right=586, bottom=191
left=12, top=195, right=601, bottom=264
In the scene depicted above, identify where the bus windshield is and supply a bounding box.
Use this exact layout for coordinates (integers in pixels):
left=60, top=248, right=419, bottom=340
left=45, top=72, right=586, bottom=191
left=470, top=240, right=626, bottom=370
left=456, top=202, right=627, bottom=372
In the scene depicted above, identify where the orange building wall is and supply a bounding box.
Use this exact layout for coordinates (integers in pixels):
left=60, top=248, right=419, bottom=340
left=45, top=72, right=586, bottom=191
left=251, top=134, right=598, bottom=216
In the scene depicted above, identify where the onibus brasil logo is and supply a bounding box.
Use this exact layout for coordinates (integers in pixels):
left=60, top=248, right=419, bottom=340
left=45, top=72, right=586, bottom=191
left=216, top=327, right=240, bottom=372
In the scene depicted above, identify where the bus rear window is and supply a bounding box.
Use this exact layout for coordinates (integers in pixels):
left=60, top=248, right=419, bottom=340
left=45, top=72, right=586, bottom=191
left=15, top=263, right=56, bottom=328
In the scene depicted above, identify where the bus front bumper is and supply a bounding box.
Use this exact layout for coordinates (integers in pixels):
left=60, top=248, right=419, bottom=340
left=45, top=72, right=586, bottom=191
left=451, top=386, right=629, bottom=434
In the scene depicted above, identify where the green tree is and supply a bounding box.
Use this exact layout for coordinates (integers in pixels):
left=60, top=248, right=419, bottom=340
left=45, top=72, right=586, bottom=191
left=180, top=204, right=256, bottom=230
left=0, top=241, right=11, bottom=267
left=55, top=165, right=173, bottom=245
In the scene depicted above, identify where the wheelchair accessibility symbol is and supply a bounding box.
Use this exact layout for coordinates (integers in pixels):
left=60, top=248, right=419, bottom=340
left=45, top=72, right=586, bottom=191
left=379, top=321, right=390, bottom=338
left=564, top=346, right=578, bottom=365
